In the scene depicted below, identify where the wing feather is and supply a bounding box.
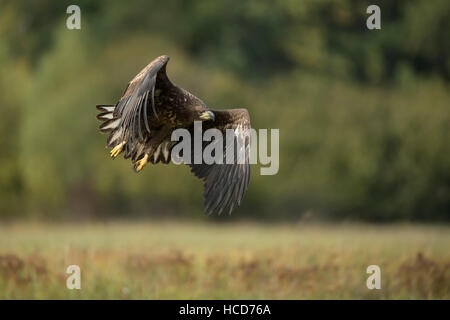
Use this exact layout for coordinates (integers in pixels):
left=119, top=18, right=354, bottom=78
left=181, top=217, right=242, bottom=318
left=189, top=109, right=251, bottom=215
left=96, top=55, right=170, bottom=159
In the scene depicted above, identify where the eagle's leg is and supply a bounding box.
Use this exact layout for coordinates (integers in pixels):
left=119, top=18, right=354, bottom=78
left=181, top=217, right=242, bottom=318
left=134, top=143, right=156, bottom=172
left=110, top=141, right=125, bottom=158
left=134, top=127, right=170, bottom=172
left=135, top=153, right=149, bottom=172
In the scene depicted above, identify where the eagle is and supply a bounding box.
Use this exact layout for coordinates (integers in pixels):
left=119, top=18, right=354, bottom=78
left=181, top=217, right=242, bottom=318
left=96, top=55, right=251, bottom=215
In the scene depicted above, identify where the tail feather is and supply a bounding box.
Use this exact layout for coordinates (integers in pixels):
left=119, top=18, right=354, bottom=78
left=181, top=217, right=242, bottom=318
left=96, top=105, right=115, bottom=113
left=96, top=111, right=114, bottom=121
left=96, top=104, right=173, bottom=164
left=106, top=128, right=123, bottom=147
left=99, top=118, right=120, bottom=133
left=96, top=104, right=122, bottom=148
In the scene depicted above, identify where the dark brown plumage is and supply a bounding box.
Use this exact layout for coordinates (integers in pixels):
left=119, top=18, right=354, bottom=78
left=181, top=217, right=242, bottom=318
left=96, top=55, right=251, bottom=215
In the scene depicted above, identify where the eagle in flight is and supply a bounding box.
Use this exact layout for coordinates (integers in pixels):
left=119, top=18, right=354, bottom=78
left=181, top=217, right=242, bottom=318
left=96, top=55, right=251, bottom=215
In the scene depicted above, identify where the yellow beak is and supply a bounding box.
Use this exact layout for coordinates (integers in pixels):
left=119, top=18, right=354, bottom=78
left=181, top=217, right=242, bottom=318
left=199, top=111, right=215, bottom=121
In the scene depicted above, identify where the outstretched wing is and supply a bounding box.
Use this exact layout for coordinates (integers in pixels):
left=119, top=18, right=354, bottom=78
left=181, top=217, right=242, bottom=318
left=96, top=55, right=171, bottom=160
left=189, top=109, right=251, bottom=215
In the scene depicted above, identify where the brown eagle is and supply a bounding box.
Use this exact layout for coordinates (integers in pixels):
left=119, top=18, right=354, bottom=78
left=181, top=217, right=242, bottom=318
left=96, top=55, right=251, bottom=215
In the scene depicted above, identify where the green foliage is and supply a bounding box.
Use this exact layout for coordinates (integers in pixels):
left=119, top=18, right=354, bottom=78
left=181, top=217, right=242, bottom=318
left=0, top=0, right=449, bottom=221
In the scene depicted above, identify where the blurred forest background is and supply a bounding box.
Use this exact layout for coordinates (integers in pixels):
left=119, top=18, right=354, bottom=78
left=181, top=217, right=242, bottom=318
left=0, top=0, right=449, bottom=222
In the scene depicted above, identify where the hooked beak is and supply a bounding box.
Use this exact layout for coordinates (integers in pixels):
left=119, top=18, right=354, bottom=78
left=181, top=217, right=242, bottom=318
left=199, top=110, right=215, bottom=121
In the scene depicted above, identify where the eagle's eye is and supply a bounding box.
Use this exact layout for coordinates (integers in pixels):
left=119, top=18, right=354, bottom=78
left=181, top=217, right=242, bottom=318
left=199, top=110, right=215, bottom=121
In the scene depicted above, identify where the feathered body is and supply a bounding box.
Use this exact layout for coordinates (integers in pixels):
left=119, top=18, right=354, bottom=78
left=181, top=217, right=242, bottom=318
left=96, top=55, right=251, bottom=215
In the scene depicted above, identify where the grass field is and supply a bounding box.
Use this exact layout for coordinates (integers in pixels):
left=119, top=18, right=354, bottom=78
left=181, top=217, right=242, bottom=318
left=0, top=221, right=449, bottom=299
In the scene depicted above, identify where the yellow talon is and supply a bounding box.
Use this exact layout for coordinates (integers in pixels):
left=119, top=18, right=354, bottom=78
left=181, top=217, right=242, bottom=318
left=110, top=142, right=125, bottom=158
left=135, top=154, right=149, bottom=172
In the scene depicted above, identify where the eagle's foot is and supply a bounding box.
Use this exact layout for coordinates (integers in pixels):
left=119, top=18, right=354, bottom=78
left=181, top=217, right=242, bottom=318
left=135, top=154, right=149, bottom=172
left=110, top=141, right=125, bottom=159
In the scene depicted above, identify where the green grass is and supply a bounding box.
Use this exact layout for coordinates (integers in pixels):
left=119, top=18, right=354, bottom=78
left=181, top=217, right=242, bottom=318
left=0, top=221, right=449, bottom=299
